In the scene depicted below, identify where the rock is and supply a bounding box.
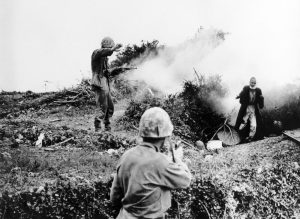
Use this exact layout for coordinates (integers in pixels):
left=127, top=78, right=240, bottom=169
left=11, top=167, right=21, bottom=173
left=204, top=155, right=213, bottom=161
left=35, top=133, right=45, bottom=148
left=107, top=149, right=118, bottom=155
left=195, top=140, right=205, bottom=150
left=15, top=139, right=23, bottom=143
left=207, top=140, right=223, bottom=151
left=17, top=134, right=24, bottom=140
left=257, top=167, right=263, bottom=174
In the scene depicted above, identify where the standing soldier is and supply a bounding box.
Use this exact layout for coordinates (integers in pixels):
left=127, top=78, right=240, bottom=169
left=91, top=37, right=122, bottom=132
left=235, top=77, right=264, bottom=141
left=110, top=107, right=192, bottom=219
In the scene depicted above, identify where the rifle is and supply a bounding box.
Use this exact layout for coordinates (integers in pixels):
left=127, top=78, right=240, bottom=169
left=110, top=66, right=137, bottom=77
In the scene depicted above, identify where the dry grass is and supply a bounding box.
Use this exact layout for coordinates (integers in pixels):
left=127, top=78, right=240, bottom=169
left=193, top=136, right=291, bottom=182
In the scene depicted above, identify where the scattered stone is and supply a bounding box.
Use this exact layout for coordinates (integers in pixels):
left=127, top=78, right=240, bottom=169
left=11, top=167, right=21, bottom=173
left=36, top=133, right=45, bottom=148
left=207, top=140, right=223, bottom=150
left=17, top=134, right=24, bottom=140
left=257, top=167, right=263, bottom=174
left=204, top=154, right=213, bottom=161
left=107, top=149, right=118, bottom=155
left=44, top=148, right=56, bottom=152
left=15, top=139, right=23, bottom=143
left=195, top=140, right=205, bottom=150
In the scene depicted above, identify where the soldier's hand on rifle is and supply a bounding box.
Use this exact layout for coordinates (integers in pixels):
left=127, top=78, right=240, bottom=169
left=113, top=43, right=123, bottom=52
left=109, top=66, right=137, bottom=77
left=174, top=145, right=184, bottom=162
left=168, top=140, right=184, bottom=163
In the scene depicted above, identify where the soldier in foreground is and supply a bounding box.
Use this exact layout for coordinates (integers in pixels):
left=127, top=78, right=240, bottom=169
left=110, top=107, right=192, bottom=219
left=235, top=77, right=264, bottom=142
left=91, top=37, right=122, bottom=132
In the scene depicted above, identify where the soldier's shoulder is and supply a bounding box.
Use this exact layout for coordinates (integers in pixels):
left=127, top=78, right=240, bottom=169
left=154, top=153, right=171, bottom=166
left=92, top=48, right=102, bottom=54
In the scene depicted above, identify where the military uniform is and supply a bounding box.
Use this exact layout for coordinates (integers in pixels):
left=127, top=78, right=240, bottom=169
left=110, top=142, right=191, bottom=218
left=91, top=48, right=114, bottom=130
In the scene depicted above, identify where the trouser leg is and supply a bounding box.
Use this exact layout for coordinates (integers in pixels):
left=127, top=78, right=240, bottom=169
left=239, top=109, right=250, bottom=130
left=248, top=106, right=257, bottom=138
left=104, top=92, right=114, bottom=129
left=94, top=89, right=108, bottom=131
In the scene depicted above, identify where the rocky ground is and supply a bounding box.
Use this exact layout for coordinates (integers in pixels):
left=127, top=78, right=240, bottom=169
left=0, top=90, right=300, bottom=219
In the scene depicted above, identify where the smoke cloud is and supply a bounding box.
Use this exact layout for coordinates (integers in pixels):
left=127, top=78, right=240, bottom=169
left=125, top=27, right=300, bottom=120
left=126, top=28, right=227, bottom=94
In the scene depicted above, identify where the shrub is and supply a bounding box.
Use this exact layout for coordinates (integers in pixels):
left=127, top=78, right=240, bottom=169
left=110, top=40, right=163, bottom=99
left=0, top=180, right=118, bottom=219
left=110, top=40, right=162, bottom=68
left=0, top=178, right=227, bottom=219
left=169, top=179, right=226, bottom=219
left=118, top=74, right=227, bottom=141
left=262, top=95, right=300, bottom=135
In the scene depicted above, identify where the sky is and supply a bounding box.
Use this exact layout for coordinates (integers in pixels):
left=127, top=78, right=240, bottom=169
left=0, top=0, right=300, bottom=92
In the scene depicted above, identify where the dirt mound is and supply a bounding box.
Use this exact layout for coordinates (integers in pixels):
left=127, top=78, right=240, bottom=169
left=0, top=79, right=95, bottom=120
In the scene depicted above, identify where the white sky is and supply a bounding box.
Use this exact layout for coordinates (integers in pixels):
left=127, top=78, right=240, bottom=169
left=0, top=0, right=300, bottom=92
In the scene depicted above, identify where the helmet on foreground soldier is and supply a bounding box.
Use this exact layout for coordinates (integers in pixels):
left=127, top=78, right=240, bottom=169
left=101, top=37, right=115, bottom=48
left=139, top=107, right=174, bottom=138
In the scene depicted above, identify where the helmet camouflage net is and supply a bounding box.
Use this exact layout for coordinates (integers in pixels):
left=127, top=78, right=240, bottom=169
left=139, top=107, right=174, bottom=138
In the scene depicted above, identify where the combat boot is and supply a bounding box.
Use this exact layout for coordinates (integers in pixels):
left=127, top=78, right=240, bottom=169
left=94, top=118, right=102, bottom=132
left=104, top=119, right=111, bottom=132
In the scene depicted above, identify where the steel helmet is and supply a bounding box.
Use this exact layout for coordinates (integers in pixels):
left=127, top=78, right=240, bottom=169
left=139, top=107, right=174, bottom=138
left=101, top=37, right=115, bottom=48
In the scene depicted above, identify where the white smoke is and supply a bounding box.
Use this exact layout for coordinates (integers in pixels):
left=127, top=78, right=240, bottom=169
left=124, top=27, right=300, bottom=121
left=126, top=28, right=227, bottom=94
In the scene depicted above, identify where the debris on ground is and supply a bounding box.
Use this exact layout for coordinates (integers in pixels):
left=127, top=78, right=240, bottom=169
left=207, top=140, right=223, bottom=151
left=35, top=133, right=45, bottom=148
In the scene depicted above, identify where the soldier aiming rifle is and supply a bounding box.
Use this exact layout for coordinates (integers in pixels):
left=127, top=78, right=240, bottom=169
left=91, top=36, right=136, bottom=132
left=110, top=107, right=191, bottom=219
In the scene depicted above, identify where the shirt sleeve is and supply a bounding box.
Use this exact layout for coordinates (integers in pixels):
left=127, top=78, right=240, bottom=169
left=239, top=86, right=248, bottom=105
left=93, top=48, right=114, bottom=59
left=110, top=168, right=124, bottom=207
left=159, top=159, right=192, bottom=189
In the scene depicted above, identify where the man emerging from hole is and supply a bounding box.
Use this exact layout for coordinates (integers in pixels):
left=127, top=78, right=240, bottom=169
left=235, top=77, right=264, bottom=142
left=110, top=107, right=192, bottom=219
left=91, top=37, right=122, bottom=132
